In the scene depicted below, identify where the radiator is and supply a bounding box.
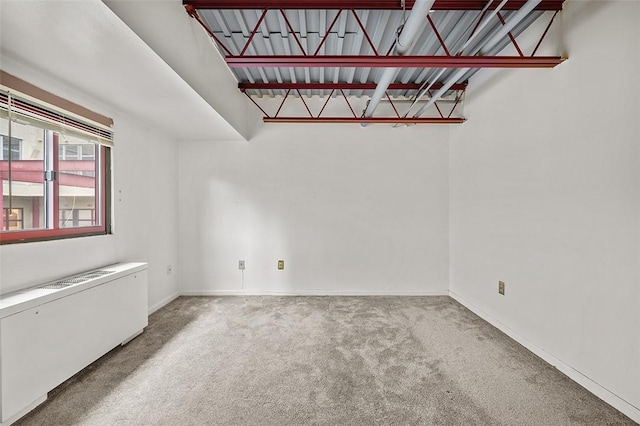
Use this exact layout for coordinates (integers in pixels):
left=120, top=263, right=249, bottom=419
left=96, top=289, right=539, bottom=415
left=0, top=262, right=148, bottom=425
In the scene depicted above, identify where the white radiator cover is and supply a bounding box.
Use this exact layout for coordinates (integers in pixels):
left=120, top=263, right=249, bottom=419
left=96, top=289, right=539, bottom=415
left=0, top=262, right=148, bottom=425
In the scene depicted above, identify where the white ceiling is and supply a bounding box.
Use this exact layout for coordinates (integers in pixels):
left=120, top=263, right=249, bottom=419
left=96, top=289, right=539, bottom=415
left=103, top=0, right=260, bottom=140
left=0, top=0, right=245, bottom=142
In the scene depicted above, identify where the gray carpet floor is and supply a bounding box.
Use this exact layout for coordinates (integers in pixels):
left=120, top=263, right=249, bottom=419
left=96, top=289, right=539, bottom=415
left=16, top=296, right=636, bottom=425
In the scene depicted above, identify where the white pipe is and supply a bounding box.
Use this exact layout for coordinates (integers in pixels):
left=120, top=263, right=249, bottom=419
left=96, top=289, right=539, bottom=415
left=364, top=68, right=398, bottom=121
left=362, top=0, right=436, bottom=123
left=458, top=0, right=508, bottom=54
left=395, top=0, right=436, bottom=54
left=414, top=0, right=542, bottom=118
left=403, top=68, right=446, bottom=118
left=401, top=0, right=495, bottom=119
left=413, top=68, right=468, bottom=117
left=481, top=0, right=543, bottom=55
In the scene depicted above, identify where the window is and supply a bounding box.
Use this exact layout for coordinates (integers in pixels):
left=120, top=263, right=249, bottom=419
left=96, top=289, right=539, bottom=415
left=1, top=77, right=113, bottom=244
left=59, top=143, right=96, bottom=177
left=59, top=208, right=96, bottom=228
left=60, top=144, right=95, bottom=161
left=1, top=135, right=21, bottom=160
left=2, top=207, right=23, bottom=230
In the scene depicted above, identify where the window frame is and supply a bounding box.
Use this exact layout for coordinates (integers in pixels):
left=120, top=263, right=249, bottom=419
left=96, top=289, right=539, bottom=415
left=0, top=72, right=113, bottom=244
left=0, top=144, right=110, bottom=244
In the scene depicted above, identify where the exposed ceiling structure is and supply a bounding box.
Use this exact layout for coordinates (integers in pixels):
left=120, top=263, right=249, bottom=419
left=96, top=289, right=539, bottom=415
left=183, top=0, right=565, bottom=124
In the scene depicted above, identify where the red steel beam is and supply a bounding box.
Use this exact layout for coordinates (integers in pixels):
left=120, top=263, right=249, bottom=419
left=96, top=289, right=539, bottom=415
left=263, top=117, right=465, bottom=124
left=239, top=82, right=468, bottom=91
left=1, top=160, right=95, bottom=172
left=184, top=1, right=564, bottom=11
left=227, top=55, right=565, bottom=68
left=0, top=160, right=96, bottom=188
left=0, top=171, right=95, bottom=189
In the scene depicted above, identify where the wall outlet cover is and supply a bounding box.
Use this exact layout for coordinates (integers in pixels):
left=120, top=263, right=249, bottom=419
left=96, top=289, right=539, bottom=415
left=278, top=260, right=284, bottom=270
left=239, top=260, right=245, bottom=270
left=498, top=281, right=505, bottom=295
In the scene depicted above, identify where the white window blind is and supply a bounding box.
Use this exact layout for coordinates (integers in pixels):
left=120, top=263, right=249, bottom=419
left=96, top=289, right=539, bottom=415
left=0, top=88, right=113, bottom=147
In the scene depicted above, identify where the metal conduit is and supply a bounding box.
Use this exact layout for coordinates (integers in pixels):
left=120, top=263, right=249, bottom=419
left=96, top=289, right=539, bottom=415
left=458, top=0, right=509, bottom=53
left=413, top=0, right=542, bottom=118
left=402, top=0, right=497, bottom=120
left=361, top=0, right=436, bottom=125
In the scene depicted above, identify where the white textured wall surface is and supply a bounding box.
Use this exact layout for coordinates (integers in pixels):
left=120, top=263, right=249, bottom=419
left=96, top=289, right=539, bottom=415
left=0, top=0, right=184, bottom=311
left=179, top=124, right=450, bottom=295
left=449, top=0, right=640, bottom=419
left=111, top=118, right=180, bottom=312
left=0, top=66, right=181, bottom=311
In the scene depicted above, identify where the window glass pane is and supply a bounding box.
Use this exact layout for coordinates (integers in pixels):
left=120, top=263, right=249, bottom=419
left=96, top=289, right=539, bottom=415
left=1, top=116, right=7, bottom=229
left=81, top=144, right=95, bottom=158
left=1, top=87, right=110, bottom=242
left=1, top=135, right=22, bottom=160
left=2, top=118, right=45, bottom=231
left=58, top=135, right=98, bottom=228
left=2, top=208, right=24, bottom=230
left=60, top=145, right=79, bottom=160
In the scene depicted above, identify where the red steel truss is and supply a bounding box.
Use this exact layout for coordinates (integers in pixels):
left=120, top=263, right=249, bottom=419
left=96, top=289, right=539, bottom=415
left=184, top=1, right=564, bottom=11
left=185, top=2, right=565, bottom=124
left=227, top=56, right=564, bottom=68
left=264, top=117, right=465, bottom=124
left=239, top=82, right=468, bottom=91
left=186, top=7, right=565, bottom=68
left=243, top=87, right=466, bottom=125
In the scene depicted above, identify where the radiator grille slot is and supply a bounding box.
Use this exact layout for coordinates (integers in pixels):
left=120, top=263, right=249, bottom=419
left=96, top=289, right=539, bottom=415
left=37, top=270, right=115, bottom=290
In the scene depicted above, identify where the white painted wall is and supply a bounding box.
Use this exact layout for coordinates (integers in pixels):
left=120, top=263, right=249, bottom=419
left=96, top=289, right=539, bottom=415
left=449, top=0, right=640, bottom=420
left=104, top=0, right=259, bottom=141
left=179, top=124, right=450, bottom=295
left=0, top=59, right=181, bottom=311
left=0, top=0, right=186, bottom=311
left=111, top=117, right=181, bottom=312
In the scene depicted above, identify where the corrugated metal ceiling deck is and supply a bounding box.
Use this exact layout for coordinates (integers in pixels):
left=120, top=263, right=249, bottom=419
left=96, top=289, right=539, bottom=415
left=199, top=8, right=543, bottom=98
left=184, top=1, right=565, bottom=122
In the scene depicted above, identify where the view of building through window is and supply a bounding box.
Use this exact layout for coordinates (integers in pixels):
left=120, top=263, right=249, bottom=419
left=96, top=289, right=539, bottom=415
left=0, top=135, right=21, bottom=160
left=0, top=118, right=100, bottom=233
left=2, top=207, right=23, bottom=230
left=0, top=74, right=112, bottom=243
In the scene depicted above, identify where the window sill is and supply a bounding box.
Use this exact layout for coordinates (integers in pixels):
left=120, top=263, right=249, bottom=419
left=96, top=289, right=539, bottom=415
left=0, top=227, right=108, bottom=245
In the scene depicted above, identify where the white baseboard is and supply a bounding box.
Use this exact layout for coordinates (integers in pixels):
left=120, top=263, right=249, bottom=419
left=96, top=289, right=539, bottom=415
left=148, top=291, right=180, bottom=315
left=180, top=289, right=450, bottom=297
left=449, top=290, right=640, bottom=424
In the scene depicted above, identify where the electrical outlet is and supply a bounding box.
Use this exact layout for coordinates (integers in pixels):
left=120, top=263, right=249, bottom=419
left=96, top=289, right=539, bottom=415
left=166, top=265, right=172, bottom=275
left=498, top=281, right=505, bottom=295
left=238, top=260, right=245, bottom=270
left=278, top=260, right=285, bottom=270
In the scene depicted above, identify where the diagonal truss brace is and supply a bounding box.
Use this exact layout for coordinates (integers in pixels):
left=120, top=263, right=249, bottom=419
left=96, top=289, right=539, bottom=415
left=242, top=86, right=467, bottom=125
left=186, top=6, right=566, bottom=71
